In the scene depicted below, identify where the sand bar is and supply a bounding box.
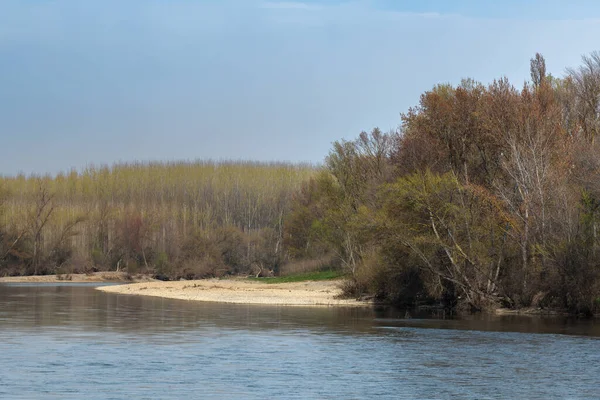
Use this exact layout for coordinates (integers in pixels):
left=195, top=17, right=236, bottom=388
left=96, top=278, right=370, bottom=307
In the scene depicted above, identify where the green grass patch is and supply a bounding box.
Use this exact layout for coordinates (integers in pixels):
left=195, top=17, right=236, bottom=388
left=249, top=270, right=344, bottom=284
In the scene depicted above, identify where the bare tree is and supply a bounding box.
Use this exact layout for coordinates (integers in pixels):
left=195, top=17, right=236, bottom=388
left=27, top=182, right=56, bottom=274
left=567, top=51, right=600, bottom=142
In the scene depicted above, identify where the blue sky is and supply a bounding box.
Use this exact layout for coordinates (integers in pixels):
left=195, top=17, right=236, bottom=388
left=1, top=0, right=600, bottom=176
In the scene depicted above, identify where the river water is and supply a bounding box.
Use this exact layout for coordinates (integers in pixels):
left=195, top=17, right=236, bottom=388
left=0, top=283, right=598, bottom=399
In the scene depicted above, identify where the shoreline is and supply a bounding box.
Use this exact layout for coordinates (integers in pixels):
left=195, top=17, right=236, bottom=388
left=494, top=307, right=582, bottom=317
left=96, top=278, right=371, bottom=307
left=0, top=272, right=155, bottom=283
left=2, top=275, right=587, bottom=315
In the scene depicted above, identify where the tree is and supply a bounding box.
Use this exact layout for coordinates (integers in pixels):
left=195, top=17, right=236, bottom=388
left=323, top=129, right=396, bottom=275
left=380, top=171, right=512, bottom=310
left=27, top=182, right=56, bottom=274
left=567, top=51, right=600, bottom=142
left=530, top=53, right=547, bottom=89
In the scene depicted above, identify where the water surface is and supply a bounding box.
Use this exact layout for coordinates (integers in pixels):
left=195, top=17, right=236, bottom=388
left=0, top=283, right=598, bottom=399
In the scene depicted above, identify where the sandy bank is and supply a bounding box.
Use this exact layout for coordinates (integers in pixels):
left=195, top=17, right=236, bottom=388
left=97, top=278, right=370, bottom=307
left=0, top=272, right=155, bottom=283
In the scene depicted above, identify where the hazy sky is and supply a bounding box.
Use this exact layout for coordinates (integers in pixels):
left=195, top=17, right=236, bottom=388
left=2, top=0, right=600, bottom=176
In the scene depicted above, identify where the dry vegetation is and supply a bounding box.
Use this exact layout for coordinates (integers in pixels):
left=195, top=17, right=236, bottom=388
left=0, top=161, right=316, bottom=279
left=284, top=53, right=600, bottom=315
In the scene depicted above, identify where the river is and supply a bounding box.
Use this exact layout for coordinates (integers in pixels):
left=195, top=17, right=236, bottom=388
left=0, top=283, right=598, bottom=399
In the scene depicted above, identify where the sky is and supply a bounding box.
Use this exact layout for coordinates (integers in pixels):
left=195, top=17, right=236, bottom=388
left=1, top=0, right=600, bottom=176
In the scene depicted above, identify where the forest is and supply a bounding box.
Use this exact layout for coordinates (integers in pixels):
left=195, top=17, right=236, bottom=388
left=0, top=161, right=315, bottom=279
left=1, top=52, right=600, bottom=315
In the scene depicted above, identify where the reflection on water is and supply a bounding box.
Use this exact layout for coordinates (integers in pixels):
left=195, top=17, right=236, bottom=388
left=0, top=283, right=374, bottom=336
left=373, top=307, right=600, bottom=337
left=0, top=283, right=598, bottom=399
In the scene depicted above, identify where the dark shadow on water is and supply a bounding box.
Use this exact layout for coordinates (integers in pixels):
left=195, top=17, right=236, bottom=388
left=373, top=305, right=600, bottom=338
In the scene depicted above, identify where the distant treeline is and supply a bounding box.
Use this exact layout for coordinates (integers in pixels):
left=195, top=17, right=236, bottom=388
left=2, top=52, right=600, bottom=315
left=0, top=161, right=315, bottom=278
left=285, top=52, right=600, bottom=315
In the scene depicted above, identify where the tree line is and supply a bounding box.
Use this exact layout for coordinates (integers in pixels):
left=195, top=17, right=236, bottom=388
left=0, top=161, right=315, bottom=279
left=285, top=52, right=600, bottom=315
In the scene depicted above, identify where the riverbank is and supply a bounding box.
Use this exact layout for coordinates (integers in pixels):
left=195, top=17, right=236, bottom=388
left=495, top=307, right=576, bottom=317
left=0, top=272, right=155, bottom=283
left=96, top=278, right=370, bottom=307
